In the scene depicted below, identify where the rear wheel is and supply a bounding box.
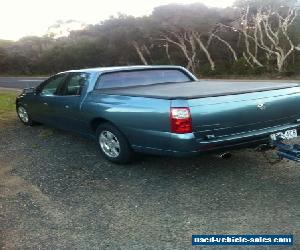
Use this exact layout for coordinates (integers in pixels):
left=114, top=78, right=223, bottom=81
left=96, top=123, right=133, bottom=164
left=17, top=105, right=35, bottom=126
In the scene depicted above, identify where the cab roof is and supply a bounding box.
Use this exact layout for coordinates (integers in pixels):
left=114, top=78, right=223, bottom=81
left=63, top=65, right=188, bottom=74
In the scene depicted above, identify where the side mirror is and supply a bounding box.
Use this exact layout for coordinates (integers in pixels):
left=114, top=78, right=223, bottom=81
left=23, top=87, right=37, bottom=94
left=34, top=87, right=42, bottom=95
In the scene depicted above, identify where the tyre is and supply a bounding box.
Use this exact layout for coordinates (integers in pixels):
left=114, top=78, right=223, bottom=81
left=16, top=105, right=35, bottom=126
left=96, top=123, right=133, bottom=164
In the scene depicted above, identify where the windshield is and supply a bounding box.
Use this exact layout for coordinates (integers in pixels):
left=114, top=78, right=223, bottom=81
left=96, top=69, right=192, bottom=89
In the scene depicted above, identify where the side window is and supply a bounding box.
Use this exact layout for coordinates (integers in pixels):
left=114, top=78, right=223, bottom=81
left=40, top=74, right=66, bottom=96
left=62, top=73, right=90, bottom=96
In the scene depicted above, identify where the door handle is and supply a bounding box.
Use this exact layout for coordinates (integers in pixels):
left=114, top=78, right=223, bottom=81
left=43, top=102, right=48, bottom=106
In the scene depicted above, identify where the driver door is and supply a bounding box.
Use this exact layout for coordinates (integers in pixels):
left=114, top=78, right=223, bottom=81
left=50, top=72, right=90, bottom=133
left=31, top=73, right=67, bottom=124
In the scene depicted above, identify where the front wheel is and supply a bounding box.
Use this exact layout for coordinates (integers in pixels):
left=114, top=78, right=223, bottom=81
left=16, top=105, right=35, bottom=126
left=96, top=123, right=133, bottom=164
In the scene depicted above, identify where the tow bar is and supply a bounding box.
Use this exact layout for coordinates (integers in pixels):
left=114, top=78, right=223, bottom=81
left=271, top=140, right=300, bottom=162
left=257, top=139, right=300, bottom=164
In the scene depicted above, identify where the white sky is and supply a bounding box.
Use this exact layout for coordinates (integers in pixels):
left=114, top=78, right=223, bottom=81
left=0, top=0, right=234, bottom=40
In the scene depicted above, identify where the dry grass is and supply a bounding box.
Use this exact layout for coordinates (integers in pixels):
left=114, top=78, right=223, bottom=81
left=0, top=90, right=18, bottom=124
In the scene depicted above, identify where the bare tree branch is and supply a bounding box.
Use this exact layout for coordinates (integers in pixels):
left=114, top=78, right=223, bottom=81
left=193, top=31, right=216, bottom=71
left=160, top=33, right=196, bottom=72
left=218, top=4, right=299, bottom=72
left=211, top=33, right=238, bottom=61
left=132, top=41, right=148, bottom=65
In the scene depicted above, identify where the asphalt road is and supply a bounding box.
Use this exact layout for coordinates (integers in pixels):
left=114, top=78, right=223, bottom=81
left=0, top=77, right=47, bottom=89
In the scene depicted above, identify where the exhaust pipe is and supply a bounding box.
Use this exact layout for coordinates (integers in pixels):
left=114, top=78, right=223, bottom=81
left=218, top=152, right=232, bottom=159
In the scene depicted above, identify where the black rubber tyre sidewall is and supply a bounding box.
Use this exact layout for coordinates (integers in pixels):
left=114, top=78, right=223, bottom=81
left=16, top=104, right=34, bottom=126
left=96, top=123, right=133, bottom=164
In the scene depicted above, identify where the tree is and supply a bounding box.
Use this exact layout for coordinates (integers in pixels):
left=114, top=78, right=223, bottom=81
left=227, top=0, right=300, bottom=71
left=0, top=1, right=299, bottom=76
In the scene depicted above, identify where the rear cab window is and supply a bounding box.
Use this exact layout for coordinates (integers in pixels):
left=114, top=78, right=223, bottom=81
left=95, top=69, right=192, bottom=89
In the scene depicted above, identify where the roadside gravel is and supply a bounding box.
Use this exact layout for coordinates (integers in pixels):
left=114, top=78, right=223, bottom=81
left=1, top=117, right=299, bottom=249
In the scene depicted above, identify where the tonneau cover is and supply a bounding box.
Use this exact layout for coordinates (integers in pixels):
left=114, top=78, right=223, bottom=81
left=97, top=80, right=299, bottom=99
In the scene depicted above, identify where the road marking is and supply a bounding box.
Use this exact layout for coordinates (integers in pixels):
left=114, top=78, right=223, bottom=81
left=19, top=80, right=43, bottom=82
left=0, top=87, right=22, bottom=91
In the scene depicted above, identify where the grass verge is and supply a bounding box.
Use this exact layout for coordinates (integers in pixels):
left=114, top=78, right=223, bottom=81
left=0, top=90, right=18, bottom=123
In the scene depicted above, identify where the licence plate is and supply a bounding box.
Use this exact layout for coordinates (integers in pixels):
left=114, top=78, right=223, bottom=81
left=270, top=129, right=298, bottom=141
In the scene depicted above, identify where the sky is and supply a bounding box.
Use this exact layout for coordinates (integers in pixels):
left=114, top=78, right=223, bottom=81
left=0, top=0, right=234, bottom=41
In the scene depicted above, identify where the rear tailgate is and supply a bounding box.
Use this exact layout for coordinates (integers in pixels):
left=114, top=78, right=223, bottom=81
left=187, top=86, right=300, bottom=140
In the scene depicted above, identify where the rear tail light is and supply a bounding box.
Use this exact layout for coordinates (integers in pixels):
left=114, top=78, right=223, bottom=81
left=170, top=107, right=192, bottom=133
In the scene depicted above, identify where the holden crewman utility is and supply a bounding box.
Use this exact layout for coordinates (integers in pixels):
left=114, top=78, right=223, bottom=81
left=16, top=65, right=300, bottom=163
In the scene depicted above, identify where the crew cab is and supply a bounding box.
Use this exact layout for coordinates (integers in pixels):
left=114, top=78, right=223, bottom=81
left=16, top=66, right=300, bottom=163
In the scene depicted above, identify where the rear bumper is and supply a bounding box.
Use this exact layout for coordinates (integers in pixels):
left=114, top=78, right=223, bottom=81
left=132, top=123, right=300, bottom=156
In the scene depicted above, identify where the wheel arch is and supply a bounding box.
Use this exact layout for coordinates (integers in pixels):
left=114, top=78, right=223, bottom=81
left=90, top=116, right=134, bottom=145
left=90, top=117, right=119, bottom=133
